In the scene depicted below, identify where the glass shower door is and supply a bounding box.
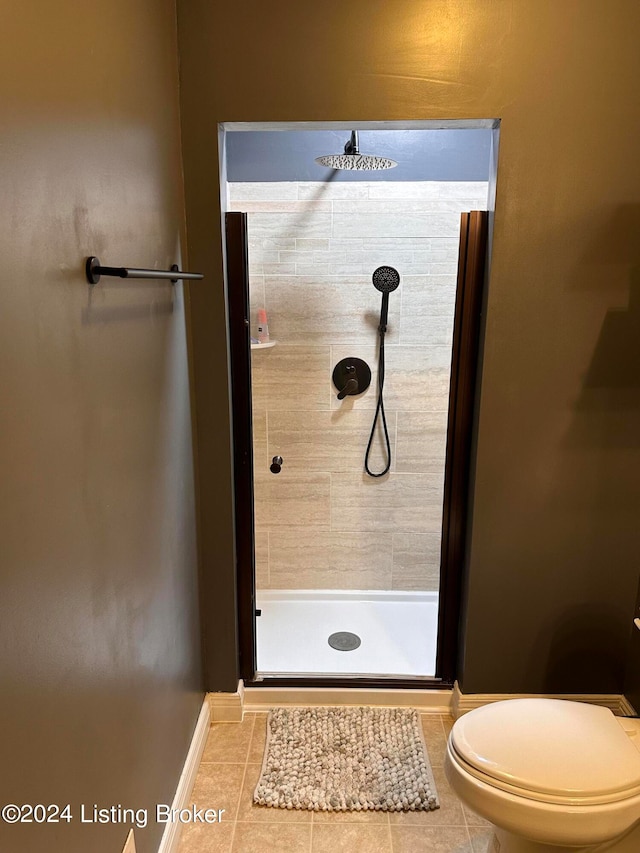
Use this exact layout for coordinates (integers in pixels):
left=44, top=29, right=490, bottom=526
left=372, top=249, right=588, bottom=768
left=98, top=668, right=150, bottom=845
left=225, top=179, right=489, bottom=682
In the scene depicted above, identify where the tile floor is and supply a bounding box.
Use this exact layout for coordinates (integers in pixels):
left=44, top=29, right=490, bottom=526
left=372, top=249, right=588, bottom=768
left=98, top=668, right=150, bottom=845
left=177, top=711, right=495, bottom=853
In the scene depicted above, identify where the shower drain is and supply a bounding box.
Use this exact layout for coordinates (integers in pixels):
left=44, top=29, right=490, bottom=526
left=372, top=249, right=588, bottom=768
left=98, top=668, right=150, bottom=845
left=328, top=631, right=361, bottom=651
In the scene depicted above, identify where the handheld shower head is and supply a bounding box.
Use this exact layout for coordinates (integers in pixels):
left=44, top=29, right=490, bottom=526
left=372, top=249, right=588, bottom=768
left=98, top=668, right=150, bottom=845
left=372, top=266, right=400, bottom=294
left=365, top=266, right=400, bottom=478
left=372, top=266, right=400, bottom=331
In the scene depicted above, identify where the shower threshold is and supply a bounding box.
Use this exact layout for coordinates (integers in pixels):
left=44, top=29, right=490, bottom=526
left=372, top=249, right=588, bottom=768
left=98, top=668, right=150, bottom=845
left=255, top=589, right=438, bottom=678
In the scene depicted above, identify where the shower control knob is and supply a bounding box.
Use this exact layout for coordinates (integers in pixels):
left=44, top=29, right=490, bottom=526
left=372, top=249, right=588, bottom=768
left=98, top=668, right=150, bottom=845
left=332, top=357, right=371, bottom=400
left=270, top=456, right=283, bottom=474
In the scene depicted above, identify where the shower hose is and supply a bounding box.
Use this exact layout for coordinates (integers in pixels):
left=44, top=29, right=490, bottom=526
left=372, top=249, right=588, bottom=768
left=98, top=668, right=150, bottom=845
left=364, top=324, right=391, bottom=477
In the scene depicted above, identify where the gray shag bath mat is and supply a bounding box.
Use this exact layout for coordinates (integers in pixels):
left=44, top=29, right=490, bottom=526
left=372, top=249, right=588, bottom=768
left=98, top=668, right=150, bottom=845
left=253, top=707, right=439, bottom=812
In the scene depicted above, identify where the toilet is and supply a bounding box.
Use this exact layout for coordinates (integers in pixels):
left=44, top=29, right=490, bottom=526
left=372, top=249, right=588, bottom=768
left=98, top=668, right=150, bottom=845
left=444, top=698, right=640, bottom=853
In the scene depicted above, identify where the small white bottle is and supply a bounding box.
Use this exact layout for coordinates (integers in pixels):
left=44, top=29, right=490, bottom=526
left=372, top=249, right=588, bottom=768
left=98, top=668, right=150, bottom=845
left=257, top=308, right=270, bottom=344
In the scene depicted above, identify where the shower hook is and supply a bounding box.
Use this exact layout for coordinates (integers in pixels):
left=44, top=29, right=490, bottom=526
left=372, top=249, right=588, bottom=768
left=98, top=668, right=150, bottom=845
left=85, top=256, right=204, bottom=285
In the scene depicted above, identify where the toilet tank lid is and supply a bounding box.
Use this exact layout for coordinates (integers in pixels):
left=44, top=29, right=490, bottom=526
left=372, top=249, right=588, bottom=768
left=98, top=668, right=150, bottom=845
left=450, top=699, right=640, bottom=800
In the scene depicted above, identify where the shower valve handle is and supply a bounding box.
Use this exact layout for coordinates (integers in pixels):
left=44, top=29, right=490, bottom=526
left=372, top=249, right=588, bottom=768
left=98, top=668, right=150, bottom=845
left=337, top=378, right=358, bottom=400
left=337, top=367, right=359, bottom=400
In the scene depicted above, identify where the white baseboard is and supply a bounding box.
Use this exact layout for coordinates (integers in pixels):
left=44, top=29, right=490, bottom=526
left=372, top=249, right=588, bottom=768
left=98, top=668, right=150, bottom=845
left=452, top=681, right=634, bottom=719
left=243, top=686, right=452, bottom=713
left=620, top=695, right=637, bottom=716
left=207, top=681, right=244, bottom=722
left=157, top=698, right=211, bottom=853
left=122, top=828, right=136, bottom=853
left=204, top=678, right=636, bottom=720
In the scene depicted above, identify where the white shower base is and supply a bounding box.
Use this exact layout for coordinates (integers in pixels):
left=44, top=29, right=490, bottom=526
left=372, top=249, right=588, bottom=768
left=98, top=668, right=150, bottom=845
left=256, top=590, right=438, bottom=678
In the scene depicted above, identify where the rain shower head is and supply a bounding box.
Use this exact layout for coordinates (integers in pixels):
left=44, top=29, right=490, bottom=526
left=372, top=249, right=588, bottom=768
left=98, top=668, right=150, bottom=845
left=315, top=131, right=397, bottom=171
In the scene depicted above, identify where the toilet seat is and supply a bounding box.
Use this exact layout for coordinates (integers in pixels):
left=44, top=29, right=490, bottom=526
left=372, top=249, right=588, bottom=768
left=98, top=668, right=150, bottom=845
left=450, top=699, right=640, bottom=805
left=448, top=740, right=640, bottom=807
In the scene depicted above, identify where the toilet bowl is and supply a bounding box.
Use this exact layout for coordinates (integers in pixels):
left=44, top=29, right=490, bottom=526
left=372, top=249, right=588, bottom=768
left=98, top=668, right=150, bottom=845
left=444, top=699, right=640, bottom=853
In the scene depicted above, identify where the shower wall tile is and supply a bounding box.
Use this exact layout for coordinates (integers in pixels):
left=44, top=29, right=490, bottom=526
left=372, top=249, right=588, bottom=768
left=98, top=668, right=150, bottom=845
left=252, top=410, right=268, bottom=475
left=249, top=275, right=265, bottom=316
left=383, top=346, right=453, bottom=412
left=413, top=240, right=460, bottom=262
left=372, top=253, right=420, bottom=271
left=306, top=249, right=353, bottom=265
left=366, top=182, right=443, bottom=200
left=228, top=179, right=488, bottom=595
left=266, top=278, right=400, bottom=346
left=402, top=274, right=457, bottom=304
left=402, top=272, right=458, bottom=307
left=248, top=237, right=296, bottom=251
left=362, top=236, right=428, bottom=247
left=267, top=530, right=393, bottom=590
left=230, top=181, right=298, bottom=201
left=297, top=182, right=369, bottom=199
left=367, top=181, right=487, bottom=200
left=295, top=263, right=330, bottom=276
left=254, top=472, right=331, bottom=530
left=354, top=249, right=416, bottom=271
left=267, top=409, right=397, bottom=473
left=396, top=411, right=448, bottom=474
left=425, top=262, right=459, bottom=275
left=330, top=473, right=444, bottom=535
left=263, top=262, right=296, bottom=276
left=249, top=249, right=279, bottom=269
left=392, top=532, right=442, bottom=591
left=400, top=314, right=453, bottom=347
left=250, top=346, right=331, bottom=411
left=437, top=181, right=489, bottom=200
left=329, top=238, right=365, bottom=250
left=327, top=262, right=366, bottom=276
left=248, top=212, right=332, bottom=239
left=255, top=531, right=269, bottom=588
left=399, top=275, right=457, bottom=346
left=332, top=213, right=461, bottom=240
left=331, top=199, right=487, bottom=214
left=230, top=200, right=332, bottom=213
left=295, top=238, right=330, bottom=250
left=279, top=250, right=316, bottom=266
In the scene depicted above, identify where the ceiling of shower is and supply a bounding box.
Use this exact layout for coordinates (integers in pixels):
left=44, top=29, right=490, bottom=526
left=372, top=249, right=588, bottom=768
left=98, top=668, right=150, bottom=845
left=226, top=127, right=492, bottom=183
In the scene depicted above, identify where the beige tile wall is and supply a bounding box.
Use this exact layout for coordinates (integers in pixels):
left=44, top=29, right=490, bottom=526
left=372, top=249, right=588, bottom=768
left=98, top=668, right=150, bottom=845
left=229, top=181, right=488, bottom=592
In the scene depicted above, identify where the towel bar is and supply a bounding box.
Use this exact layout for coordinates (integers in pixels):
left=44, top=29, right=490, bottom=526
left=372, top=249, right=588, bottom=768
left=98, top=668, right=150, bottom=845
left=86, top=256, right=203, bottom=285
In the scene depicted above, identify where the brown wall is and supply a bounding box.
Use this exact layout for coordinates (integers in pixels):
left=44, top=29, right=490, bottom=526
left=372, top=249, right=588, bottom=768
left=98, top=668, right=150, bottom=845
left=178, top=0, right=640, bottom=695
left=0, top=2, right=202, bottom=852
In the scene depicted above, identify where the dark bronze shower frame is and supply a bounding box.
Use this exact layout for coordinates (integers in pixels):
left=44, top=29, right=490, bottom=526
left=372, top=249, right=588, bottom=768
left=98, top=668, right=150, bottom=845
left=225, top=210, right=488, bottom=690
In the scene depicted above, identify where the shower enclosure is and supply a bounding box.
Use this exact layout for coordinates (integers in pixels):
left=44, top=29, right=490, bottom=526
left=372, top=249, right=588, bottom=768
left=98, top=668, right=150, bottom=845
left=223, top=123, right=494, bottom=686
